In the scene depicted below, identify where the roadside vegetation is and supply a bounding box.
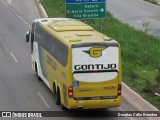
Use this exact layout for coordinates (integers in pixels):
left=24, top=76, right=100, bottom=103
left=144, top=0, right=159, bottom=5
left=40, top=0, right=160, bottom=110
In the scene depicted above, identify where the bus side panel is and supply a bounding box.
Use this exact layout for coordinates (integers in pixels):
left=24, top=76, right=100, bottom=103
left=44, top=51, right=59, bottom=91
left=43, top=50, right=69, bottom=107
left=38, top=45, right=48, bottom=81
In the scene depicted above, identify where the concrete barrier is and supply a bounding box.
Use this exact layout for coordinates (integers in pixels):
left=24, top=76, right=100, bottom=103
left=122, top=83, right=159, bottom=111
left=34, top=0, right=48, bottom=18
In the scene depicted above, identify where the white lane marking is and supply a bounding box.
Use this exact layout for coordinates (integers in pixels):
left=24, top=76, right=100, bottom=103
left=14, top=12, right=31, bottom=28
left=37, top=92, right=51, bottom=109
left=1, top=0, right=31, bottom=28
left=10, top=52, right=18, bottom=63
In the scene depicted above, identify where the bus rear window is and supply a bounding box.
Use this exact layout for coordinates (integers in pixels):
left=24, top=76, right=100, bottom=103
left=72, top=46, right=119, bottom=82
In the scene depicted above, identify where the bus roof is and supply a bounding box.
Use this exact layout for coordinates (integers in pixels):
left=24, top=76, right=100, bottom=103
left=35, top=18, right=118, bottom=46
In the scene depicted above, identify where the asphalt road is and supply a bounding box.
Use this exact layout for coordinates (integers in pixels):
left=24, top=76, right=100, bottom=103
left=3, top=0, right=39, bottom=24
left=0, top=0, right=156, bottom=120
left=107, top=0, right=160, bottom=36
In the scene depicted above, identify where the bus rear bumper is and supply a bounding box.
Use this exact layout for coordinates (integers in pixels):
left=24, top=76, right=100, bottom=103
left=67, top=96, right=121, bottom=109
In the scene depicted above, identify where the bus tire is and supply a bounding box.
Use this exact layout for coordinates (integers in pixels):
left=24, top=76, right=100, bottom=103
left=53, top=82, right=56, bottom=95
left=55, top=88, right=60, bottom=105
left=60, top=102, right=66, bottom=110
left=59, top=93, right=66, bottom=110
left=35, top=62, right=41, bottom=81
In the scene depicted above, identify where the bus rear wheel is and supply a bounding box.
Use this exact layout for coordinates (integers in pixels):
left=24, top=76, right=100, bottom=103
left=55, top=88, right=66, bottom=110
left=35, top=62, right=41, bottom=81
left=55, top=88, right=60, bottom=105
left=59, top=93, right=66, bottom=110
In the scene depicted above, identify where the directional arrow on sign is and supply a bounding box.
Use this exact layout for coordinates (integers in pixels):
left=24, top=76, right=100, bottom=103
left=100, top=8, right=104, bottom=12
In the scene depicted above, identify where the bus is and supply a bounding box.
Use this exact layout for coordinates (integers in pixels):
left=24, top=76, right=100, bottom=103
left=26, top=18, right=122, bottom=109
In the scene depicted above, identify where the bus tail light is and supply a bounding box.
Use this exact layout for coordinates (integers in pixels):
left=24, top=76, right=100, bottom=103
left=68, top=86, right=74, bottom=97
left=118, top=84, right=121, bottom=95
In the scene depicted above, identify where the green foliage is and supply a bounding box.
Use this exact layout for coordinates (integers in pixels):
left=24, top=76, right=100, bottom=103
left=128, top=69, right=139, bottom=80
left=142, top=79, right=154, bottom=93
left=40, top=0, right=65, bottom=17
left=155, top=67, right=160, bottom=93
left=144, top=0, right=159, bottom=5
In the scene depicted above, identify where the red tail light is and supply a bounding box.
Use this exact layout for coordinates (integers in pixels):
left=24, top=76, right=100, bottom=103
left=118, top=84, right=121, bottom=95
left=68, top=86, right=73, bottom=97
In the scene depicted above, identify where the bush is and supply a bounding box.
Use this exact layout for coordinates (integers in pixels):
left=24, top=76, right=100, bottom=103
left=142, top=79, right=154, bottom=93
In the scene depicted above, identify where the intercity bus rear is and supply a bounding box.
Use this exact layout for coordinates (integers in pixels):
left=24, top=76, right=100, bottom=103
left=65, top=42, right=122, bottom=109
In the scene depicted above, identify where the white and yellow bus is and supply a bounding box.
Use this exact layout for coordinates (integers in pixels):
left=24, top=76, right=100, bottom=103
left=26, top=18, right=122, bottom=109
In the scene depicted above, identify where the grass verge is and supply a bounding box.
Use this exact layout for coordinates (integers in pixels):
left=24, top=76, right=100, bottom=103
left=40, top=0, right=160, bottom=110
left=144, top=0, right=159, bottom=5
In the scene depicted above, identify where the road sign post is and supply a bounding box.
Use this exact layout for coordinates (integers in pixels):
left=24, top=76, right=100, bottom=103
left=66, top=0, right=106, bottom=19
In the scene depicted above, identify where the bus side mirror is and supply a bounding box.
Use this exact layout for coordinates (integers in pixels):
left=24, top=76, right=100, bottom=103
left=26, top=31, right=30, bottom=42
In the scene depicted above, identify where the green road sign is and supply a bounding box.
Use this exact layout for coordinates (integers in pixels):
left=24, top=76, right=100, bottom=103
left=66, top=2, right=106, bottom=19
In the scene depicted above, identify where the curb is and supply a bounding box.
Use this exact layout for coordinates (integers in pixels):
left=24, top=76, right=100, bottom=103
left=122, top=83, right=159, bottom=111
left=34, top=0, right=159, bottom=113
left=34, top=0, right=48, bottom=18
